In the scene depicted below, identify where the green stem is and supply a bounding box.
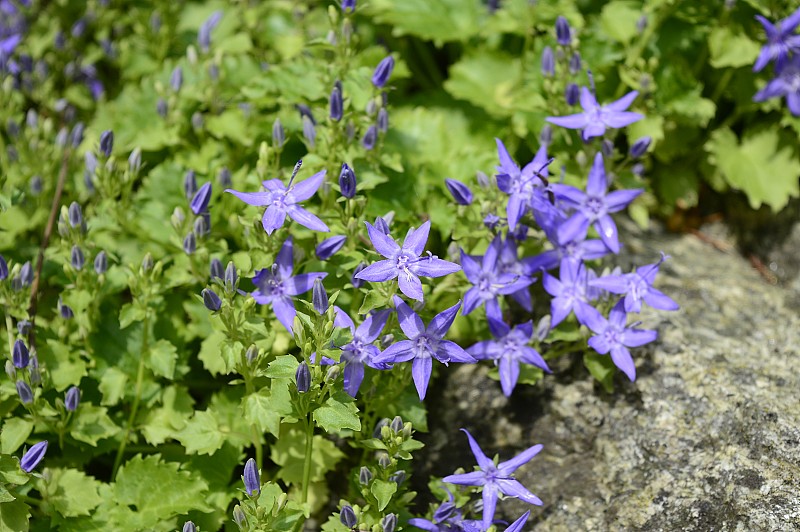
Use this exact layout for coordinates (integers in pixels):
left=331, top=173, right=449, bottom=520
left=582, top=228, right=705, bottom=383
left=301, top=413, right=314, bottom=505
left=112, top=314, right=149, bottom=480
left=244, top=376, right=263, bottom=471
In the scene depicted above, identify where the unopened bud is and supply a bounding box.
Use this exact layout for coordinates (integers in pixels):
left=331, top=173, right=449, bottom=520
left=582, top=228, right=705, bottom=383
left=359, top=466, right=373, bottom=485
left=65, top=386, right=80, bottom=411
left=312, top=278, right=328, bottom=315
left=202, top=288, right=222, bottom=312
left=390, top=416, right=403, bottom=434
left=340, top=505, right=357, bottom=528
left=295, top=361, right=310, bottom=393
left=224, top=261, right=238, bottom=293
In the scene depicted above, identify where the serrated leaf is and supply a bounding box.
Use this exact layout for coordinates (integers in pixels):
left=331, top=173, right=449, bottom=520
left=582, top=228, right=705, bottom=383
left=39, top=468, right=102, bottom=517
left=39, top=340, right=87, bottom=392
left=198, top=330, right=228, bottom=376
left=0, top=499, right=29, bottom=532
left=147, top=339, right=177, bottom=379
left=370, top=479, right=397, bottom=511
left=141, top=386, right=194, bottom=445
left=313, top=393, right=361, bottom=432
left=600, top=1, right=640, bottom=44
left=270, top=427, right=345, bottom=485
left=0, top=419, right=33, bottom=454
left=98, top=368, right=128, bottom=406
left=243, top=390, right=282, bottom=437
left=264, top=355, right=300, bottom=379
left=708, top=27, right=760, bottom=69
left=119, top=303, right=146, bottom=329
left=705, top=128, right=800, bottom=211
left=174, top=410, right=226, bottom=455
left=0, top=486, right=13, bottom=504
left=70, top=405, right=120, bottom=446
left=368, top=0, right=481, bottom=45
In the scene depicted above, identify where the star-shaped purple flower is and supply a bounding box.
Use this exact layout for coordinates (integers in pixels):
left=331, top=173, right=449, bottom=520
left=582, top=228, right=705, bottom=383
left=754, top=54, right=800, bottom=115
left=581, top=300, right=658, bottom=381
left=461, top=235, right=534, bottom=324
left=496, top=235, right=540, bottom=312
left=526, top=209, right=610, bottom=272
left=753, top=7, right=800, bottom=72
left=408, top=488, right=483, bottom=531
left=542, top=259, right=594, bottom=328
left=495, top=139, right=552, bottom=231
left=589, top=253, right=679, bottom=313
left=550, top=153, right=642, bottom=253
left=374, top=296, right=475, bottom=400
left=334, top=309, right=393, bottom=396
left=355, top=220, right=461, bottom=301
left=226, top=162, right=329, bottom=235
left=546, top=88, right=643, bottom=140
left=251, top=238, right=326, bottom=333
left=468, top=320, right=550, bottom=397
left=443, top=429, right=543, bottom=531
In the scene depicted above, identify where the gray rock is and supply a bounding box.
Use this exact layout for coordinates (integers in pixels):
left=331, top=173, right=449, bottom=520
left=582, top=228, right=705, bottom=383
left=420, top=221, right=800, bottom=531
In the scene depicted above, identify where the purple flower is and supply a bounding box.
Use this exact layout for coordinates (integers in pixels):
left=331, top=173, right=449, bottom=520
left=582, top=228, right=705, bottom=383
left=546, top=88, right=643, bottom=140
left=312, top=278, right=328, bottom=314
left=243, top=457, right=260, bottom=496
left=342, top=0, right=356, bottom=12
left=190, top=183, right=212, bottom=214
left=202, top=288, right=222, bottom=312
left=754, top=54, right=800, bottom=115
left=251, top=238, right=327, bottom=332
left=65, top=386, right=80, bottom=411
left=496, top=235, right=539, bottom=311
left=198, top=10, right=223, bottom=52
left=295, top=361, right=311, bottom=392
left=338, top=162, right=357, bottom=198
left=336, top=309, right=392, bottom=396
left=550, top=153, right=642, bottom=253
left=355, top=220, right=461, bottom=301
left=99, top=130, right=114, bottom=157
left=527, top=210, right=610, bottom=271
left=541, top=46, right=555, bottom=77
left=361, top=125, right=377, bottom=150
left=20, top=441, right=48, bottom=472
left=443, top=429, right=543, bottom=530
left=372, top=55, right=395, bottom=88
left=461, top=235, right=533, bottom=323
left=494, top=138, right=552, bottom=231
left=316, top=235, right=347, bottom=260
left=753, top=7, right=800, bottom=72
left=12, top=339, right=29, bottom=368
left=581, top=300, right=658, bottom=381
left=506, top=511, right=531, bottom=532
left=444, top=178, right=474, bottom=205
left=330, top=82, right=343, bottom=121
left=468, top=320, right=550, bottom=396
left=340, top=505, right=357, bottom=527
left=225, top=162, right=329, bottom=234
left=408, top=489, right=482, bottom=531
left=374, top=297, right=475, bottom=400
left=555, top=16, right=572, bottom=46
left=589, top=253, right=679, bottom=313
left=629, top=136, right=651, bottom=158
left=565, top=82, right=580, bottom=106
left=542, top=259, right=594, bottom=328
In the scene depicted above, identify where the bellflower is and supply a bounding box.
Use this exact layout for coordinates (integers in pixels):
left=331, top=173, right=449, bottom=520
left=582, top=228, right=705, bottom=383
left=295, top=361, right=311, bottom=392
left=546, top=88, right=643, bottom=140
left=542, top=259, right=594, bottom=327
left=355, top=220, right=461, bottom=301
left=753, top=7, right=800, bottom=72
left=330, top=82, right=343, bottom=121
left=550, top=153, right=642, bottom=253
left=20, top=441, right=48, bottom=472
left=190, top=182, right=212, bottom=214
left=372, top=55, right=395, bottom=88
left=251, top=237, right=326, bottom=332
left=243, top=458, right=260, bottom=496
left=315, top=235, right=347, bottom=260
left=335, top=309, right=392, bottom=396
left=589, top=253, right=679, bottom=313
left=0, top=254, right=7, bottom=280
left=581, top=300, right=658, bottom=381
left=444, top=178, right=473, bottom=205
left=65, top=386, right=80, bottom=411
left=467, top=320, right=550, bottom=397
left=496, top=235, right=539, bottom=312
left=541, top=46, right=555, bottom=77
left=12, top=339, right=29, bottom=368
left=526, top=210, right=610, bottom=272
left=198, top=10, right=223, bottom=52
left=753, top=54, right=800, bottom=115
left=226, top=162, right=329, bottom=234
left=338, top=162, right=357, bottom=198
left=362, top=125, right=377, bottom=150
left=556, top=16, right=572, bottom=45
left=443, top=429, right=543, bottom=530
left=374, top=297, right=475, bottom=400
left=461, top=235, right=533, bottom=323
left=497, top=140, right=554, bottom=232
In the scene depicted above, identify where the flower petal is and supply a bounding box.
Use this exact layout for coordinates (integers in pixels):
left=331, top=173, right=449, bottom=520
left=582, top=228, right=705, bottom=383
left=498, top=355, right=519, bottom=396
left=276, top=238, right=294, bottom=279
left=595, top=215, right=620, bottom=253
left=285, top=272, right=327, bottom=296
left=374, top=340, right=415, bottom=364
left=290, top=170, right=326, bottom=201
left=460, top=251, right=482, bottom=282
left=437, top=340, right=475, bottom=364
left=602, top=111, right=643, bottom=128
left=643, top=288, right=680, bottom=311
left=557, top=213, right=591, bottom=245
left=495, top=138, right=519, bottom=177
left=226, top=189, right=272, bottom=206
left=546, top=112, right=589, bottom=130
left=498, top=443, right=544, bottom=475
left=412, top=257, right=461, bottom=278
left=481, top=486, right=499, bottom=531
left=343, top=361, right=365, bottom=397
left=394, top=295, right=425, bottom=338
left=586, top=153, right=607, bottom=196
left=496, top=478, right=543, bottom=505
left=411, top=356, right=433, bottom=400
left=398, top=271, right=424, bottom=301
left=427, top=300, right=461, bottom=339
left=286, top=205, right=329, bottom=232
left=365, top=221, right=401, bottom=258
left=357, top=309, right=393, bottom=343
left=262, top=205, right=286, bottom=234
left=461, top=428, right=493, bottom=470
left=610, top=345, right=636, bottom=381
left=272, top=297, right=296, bottom=333
left=403, top=220, right=431, bottom=256
left=604, top=90, right=638, bottom=112
left=442, top=470, right=486, bottom=486
left=606, top=189, right=644, bottom=212
left=579, top=86, right=598, bottom=110
left=356, top=260, right=398, bottom=282
left=622, top=328, right=658, bottom=348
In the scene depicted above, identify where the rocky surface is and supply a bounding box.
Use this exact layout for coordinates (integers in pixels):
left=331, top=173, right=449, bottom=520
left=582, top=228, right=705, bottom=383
left=418, top=221, right=800, bottom=531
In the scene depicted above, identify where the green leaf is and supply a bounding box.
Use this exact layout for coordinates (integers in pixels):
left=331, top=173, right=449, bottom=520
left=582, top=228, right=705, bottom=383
left=243, top=390, right=282, bottom=437
left=313, top=392, right=361, bottom=432
left=119, top=303, right=146, bottom=329
left=0, top=419, right=33, bottom=454
left=147, top=339, right=177, bottom=380
left=264, top=355, right=300, bottom=379
left=174, top=410, right=226, bottom=455
left=600, top=1, right=641, bottom=44
left=705, top=128, right=800, bottom=211
left=39, top=340, right=87, bottom=392
left=0, top=456, right=28, bottom=486
left=97, top=368, right=128, bottom=406
left=206, top=111, right=253, bottom=146
left=198, top=330, right=228, bottom=376
left=270, top=427, right=345, bottom=485
left=70, top=405, right=120, bottom=447
left=368, top=0, right=481, bottom=45
left=141, top=386, right=195, bottom=445
left=38, top=468, right=103, bottom=517
left=0, top=499, right=29, bottom=532
left=583, top=353, right=615, bottom=393
left=707, top=27, right=760, bottom=69
left=358, top=290, right=386, bottom=315
left=0, top=486, right=13, bottom=504
left=370, top=479, right=397, bottom=511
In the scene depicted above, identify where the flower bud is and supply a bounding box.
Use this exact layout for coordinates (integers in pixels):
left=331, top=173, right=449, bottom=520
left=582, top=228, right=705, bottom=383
left=6, top=361, right=15, bottom=379
left=17, top=262, right=34, bottom=289
left=338, top=163, right=357, bottom=198
left=71, top=245, right=85, bottom=270
left=632, top=162, right=645, bottom=177
left=272, top=118, right=285, bottom=147
left=209, top=258, right=223, bottom=280
left=30, top=176, right=43, bottom=195
left=330, top=83, right=343, bottom=122
left=444, top=178, right=473, bottom=205
left=541, top=46, right=555, bottom=77
left=26, top=109, right=37, bottom=130
left=68, top=202, right=83, bottom=228
left=202, top=288, right=222, bottom=312
left=379, top=334, right=394, bottom=349
left=224, top=262, right=238, bottom=293
left=28, top=355, right=40, bottom=385
left=556, top=16, right=572, bottom=45
left=182, top=521, right=196, bottom=532
left=389, top=470, right=406, bottom=484
left=390, top=416, right=403, bottom=434
left=565, top=83, right=579, bottom=106
left=157, top=98, right=168, bottom=118
left=128, top=148, right=142, bottom=173
left=233, top=505, right=246, bottom=528
left=55, top=127, right=68, bottom=148
left=351, top=263, right=366, bottom=288
left=362, top=125, right=377, bottom=150
left=540, top=124, right=553, bottom=146
left=371, top=56, right=395, bottom=88
left=12, top=340, right=29, bottom=369
left=569, top=52, right=582, bottom=74
left=17, top=380, right=33, bottom=404
left=359, top=466, right=372, bottom=485
left=193, top=218, right=208, bottom=238
left=601, top=139, right=614, bottom=157
left=630, top=136, right=651, bottom=158
left=340, top=505, right=357, bottom=528
left=374, top=216, right=390, bottom=234
left=377, top=108, right=389, bottom=133
left=65, top=386, right=80, bottom=411
left=20, top=441, right=48, bottom=472
left=191, top=112, right=204, bottom=130
left=59, top=298, right=74, bottom=319
left=183, top=233, right=196, bottom=255
left=99, top=130, right=114, bottom=157
left=381, top=514, right=397, bottom=532
left=302, top=115, right=316, bottom=147
left=141, top=253, right=154, bottom=272
left=373, top=418, right=389, bottom=438
left=70, top=122, right=85, bottom=148
left=184, top=170, right=197, bottom=199
left=342, top=0, right=356, bottom=12
left=243, top=457, right=260, bottom=496
left=245, top=345, right=259, bottom=365
left=295, top=361, right=310, bottom=393
left=218, top=167, right=232, bottom=187
left=190, top=182, right=212, bottom=214
left=17, top=320, right=32, bottom=335
left=378, top=454, right=391, bottom=469
left=85, top=151, right=98, bottom=176
left=312, top=278, right=328, bottom=315
left=483, top=213, right=501, bottom=230
left=170, top=66, right=183, bottom=92
left=636, top=14, right=648, bottom=33
left=316, top=236, right=347, bottom=260
left=0, top=255, right=8, bottom=280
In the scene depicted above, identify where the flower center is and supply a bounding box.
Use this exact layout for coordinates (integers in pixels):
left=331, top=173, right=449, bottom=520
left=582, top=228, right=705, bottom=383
left=585, top=196, right=604, bottom=216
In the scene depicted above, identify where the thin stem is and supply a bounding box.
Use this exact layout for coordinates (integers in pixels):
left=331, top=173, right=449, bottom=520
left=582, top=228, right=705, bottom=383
left=112, top=314, right=149, bottom=480
left=301, top=413, right=314, bottom=505
left=244, top=376, right=263, bottom=471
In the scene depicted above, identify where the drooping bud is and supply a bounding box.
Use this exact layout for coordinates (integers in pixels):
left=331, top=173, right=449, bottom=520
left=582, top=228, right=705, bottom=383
left=99, top=130, right=114, bottom=157
left=202, top=288, right=222, bottom=312
left=372, top=56, right=395, bottom=88
left=16, top=380, right=33, bottom=404
left=243, top=457, right=260, bottom=496
left=65, top=386, right=80, bottom=411
left=295, top=361, right=310, bottom=393
left=444, top=178, right=473, bottom=205
left=338, top=163, right=357, bottom=198
left=12, top=340, right=29, bottom=369
left=541, top=46, right=555, bottom=77
left=340, top=505, right=357, bottom=528
left=361, top=125, right=377, bottom=150
left=190, top=182, right=212, bottom=214
left=312, top=278, right=328, bottom=315
left=555, top=16, right=572, bottom=45
left=630, top=136, right=651, bottom=158
left=71, top=245, right=85, bottom=270
left=316, top=236, right=347, bottom=261
left=351, top=263, right=366, bottom=288
left=20, top=441, right=48, bottom=472
left=184, top=170, right=197, bottom=199
left=565, top=82, right=580, bottom=106
left=170, top=66, right=183, bottom=92
left=330, top=83, right=343, bottom=121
